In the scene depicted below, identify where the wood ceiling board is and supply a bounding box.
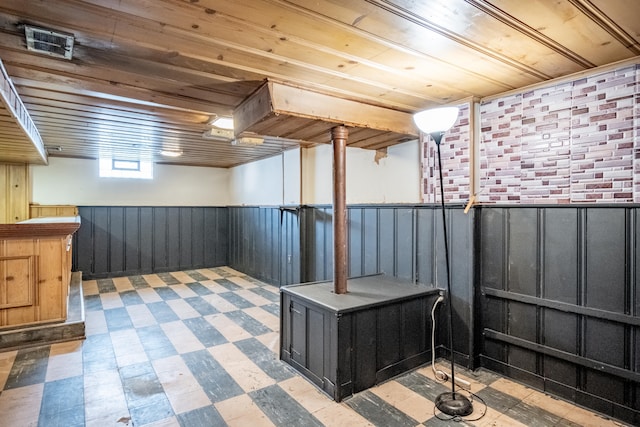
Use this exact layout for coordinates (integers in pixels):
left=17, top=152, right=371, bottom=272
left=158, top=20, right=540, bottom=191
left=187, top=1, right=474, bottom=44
left=17, top=88, right=214, bottom=125
left=71, top=48, right=260, bottom=98
left=284, top=0, right=572, bottom=80
left=25, top=108, right=207, bottom=135
left=195, top=0, right=536, bottom=97
left=234, top=112, right=335, bottom=144
left=1, top=1, right=405, bottom=101
left=281, top=120, right=336, bottom=144
left=79, top=0, right=476, bottom=104
left=0, top=47, right=249, bottom=110
left=589, top=0, right=640, bottom=52
left=489, top=0, right=640, bottom=63
left=28, top=111, right=206, bottom=137
left=241, top=114, right=306, bottom=140
left=1, top=1, right=475, bottom=110
left=290, top=126, right=406, bottom=148
left=45, top=145, right=281, bottom=168
left=6, top=66, right=232, bottom=116
left=344, top=127, right=407, bottom=149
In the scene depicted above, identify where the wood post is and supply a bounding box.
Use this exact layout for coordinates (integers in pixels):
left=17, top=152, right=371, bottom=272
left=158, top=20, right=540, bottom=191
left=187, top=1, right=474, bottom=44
left=331, top=126, right=348, bottom=294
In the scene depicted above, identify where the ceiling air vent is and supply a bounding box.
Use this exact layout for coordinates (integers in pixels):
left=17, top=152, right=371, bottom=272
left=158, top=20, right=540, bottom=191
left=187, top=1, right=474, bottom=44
left=24, top=25, right=74, bottom=60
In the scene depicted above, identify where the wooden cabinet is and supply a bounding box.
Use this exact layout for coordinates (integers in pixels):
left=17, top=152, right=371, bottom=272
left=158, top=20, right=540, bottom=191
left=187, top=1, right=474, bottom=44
left=0, top=254, right=37, bottom=325
left=0, top=217, right=80, bottom=328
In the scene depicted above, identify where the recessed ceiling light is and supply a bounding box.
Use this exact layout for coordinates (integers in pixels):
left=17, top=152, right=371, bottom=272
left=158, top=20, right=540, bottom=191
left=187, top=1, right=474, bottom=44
left=210, top=116, right=234, bottom=130
left=160, top=150, right=182, bottom=157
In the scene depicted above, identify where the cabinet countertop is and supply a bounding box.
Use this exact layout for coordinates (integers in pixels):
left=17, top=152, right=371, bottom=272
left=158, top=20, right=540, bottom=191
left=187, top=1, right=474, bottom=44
left=0, top=216, right=81, bottom=238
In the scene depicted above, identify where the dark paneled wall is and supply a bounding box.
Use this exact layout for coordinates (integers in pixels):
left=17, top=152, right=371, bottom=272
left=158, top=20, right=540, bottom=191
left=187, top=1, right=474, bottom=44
left=300, top=205, right=473, bottom=285
left=478, top=206, right=640, bottom=425
left=75, top=206, right=228, bottom=279
left=227, top=207, right=301, bottom=286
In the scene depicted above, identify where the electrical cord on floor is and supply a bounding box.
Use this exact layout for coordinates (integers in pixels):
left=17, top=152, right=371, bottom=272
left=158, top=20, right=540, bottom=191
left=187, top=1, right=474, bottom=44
left=430, top=296, right=487, bottom=422
left=432, top=389, right=488, bottom=422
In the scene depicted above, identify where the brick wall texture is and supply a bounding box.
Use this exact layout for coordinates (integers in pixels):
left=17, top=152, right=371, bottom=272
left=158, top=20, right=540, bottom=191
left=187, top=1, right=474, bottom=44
left=422, top=64, right=639, bottom=204
left=421, top=104, right=471, bottom=203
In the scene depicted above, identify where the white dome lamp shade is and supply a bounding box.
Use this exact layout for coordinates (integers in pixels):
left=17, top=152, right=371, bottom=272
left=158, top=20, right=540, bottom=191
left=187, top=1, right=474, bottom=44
left=413, top=106, right=459, bottom=145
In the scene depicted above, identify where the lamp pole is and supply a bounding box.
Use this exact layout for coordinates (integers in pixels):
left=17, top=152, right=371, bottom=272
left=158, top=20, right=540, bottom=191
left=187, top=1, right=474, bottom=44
left=431, top=131, right=472, bottom=417
left=414, top=107, right=473, bottom=417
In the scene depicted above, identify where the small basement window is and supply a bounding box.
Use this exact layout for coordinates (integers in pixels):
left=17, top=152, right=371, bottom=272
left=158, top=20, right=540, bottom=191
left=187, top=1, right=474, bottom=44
left=99, top=158, right=153, bottom=179
left=113, top=159, right=140, bottom=171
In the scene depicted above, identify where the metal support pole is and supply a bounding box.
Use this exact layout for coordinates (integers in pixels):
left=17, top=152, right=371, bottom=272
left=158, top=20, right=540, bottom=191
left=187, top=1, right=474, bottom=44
left=331, top=126, right=348, bottom=294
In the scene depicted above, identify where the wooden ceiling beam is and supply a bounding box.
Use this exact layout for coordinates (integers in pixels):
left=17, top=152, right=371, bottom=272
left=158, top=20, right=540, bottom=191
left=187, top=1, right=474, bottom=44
left=235, top=81, right=419, bottom=141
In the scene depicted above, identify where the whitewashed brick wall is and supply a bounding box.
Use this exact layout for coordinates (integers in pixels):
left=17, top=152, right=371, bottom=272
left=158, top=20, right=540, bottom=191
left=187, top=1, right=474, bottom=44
left=421, top=64, right=640, bottom=204
left=421, top=104, right=471, bottom=203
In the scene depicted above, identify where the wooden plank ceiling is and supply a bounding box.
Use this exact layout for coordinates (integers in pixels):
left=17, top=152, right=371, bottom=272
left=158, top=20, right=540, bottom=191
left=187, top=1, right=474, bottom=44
left=0, top=0, right=638, bottom=168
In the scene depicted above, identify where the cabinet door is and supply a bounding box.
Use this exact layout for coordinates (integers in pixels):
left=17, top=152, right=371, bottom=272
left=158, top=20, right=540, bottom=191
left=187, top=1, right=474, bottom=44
left=0, top=256, right=36, bottom=325
left=289, top=300, right=326, bottom=385
left=290, top=300, right=307, bottom=366
left=37, top=238, right=66, bottom=321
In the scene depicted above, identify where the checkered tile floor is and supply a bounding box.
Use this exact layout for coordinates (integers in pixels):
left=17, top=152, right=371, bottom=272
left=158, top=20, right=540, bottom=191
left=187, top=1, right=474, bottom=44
left=0, top=267, right=629, bottom=426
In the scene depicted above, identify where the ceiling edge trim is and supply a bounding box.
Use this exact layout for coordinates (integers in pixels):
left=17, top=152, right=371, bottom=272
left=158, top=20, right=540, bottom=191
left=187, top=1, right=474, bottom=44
left=0, top=57, right=48, bottom=165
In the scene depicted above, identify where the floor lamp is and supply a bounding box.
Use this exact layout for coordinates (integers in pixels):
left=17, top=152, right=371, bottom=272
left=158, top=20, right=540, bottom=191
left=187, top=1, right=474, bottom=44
left=413, top=107, right=473, bottom=417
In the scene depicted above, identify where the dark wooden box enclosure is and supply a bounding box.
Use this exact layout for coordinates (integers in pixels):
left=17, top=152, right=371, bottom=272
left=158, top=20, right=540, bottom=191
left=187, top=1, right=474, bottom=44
left=280, top=274, right=442, bottom=401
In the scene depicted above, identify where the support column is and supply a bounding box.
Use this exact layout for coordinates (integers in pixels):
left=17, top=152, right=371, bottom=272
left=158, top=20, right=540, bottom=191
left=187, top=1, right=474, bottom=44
left=331, top=126, right=348, bottom=294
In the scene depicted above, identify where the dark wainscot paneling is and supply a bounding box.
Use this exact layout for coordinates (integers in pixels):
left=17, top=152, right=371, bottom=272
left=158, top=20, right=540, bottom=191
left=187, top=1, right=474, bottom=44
left=477, top=206, right=640, bottom=425
left=74, top=206, right=228, bottom=279
left=227, top=207, right=301, bottom=287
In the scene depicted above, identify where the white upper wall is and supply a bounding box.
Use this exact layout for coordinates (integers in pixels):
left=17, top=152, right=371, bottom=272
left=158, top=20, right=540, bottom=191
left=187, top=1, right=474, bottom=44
left=31, top=157, right=230, bottom=206
left=302, top=140, right=421, bottom=204
left=228, top=148, right=301, bottom=206
left=229, top=140, right=421, bottom=205
left=30, top=141, right=421, bottom=207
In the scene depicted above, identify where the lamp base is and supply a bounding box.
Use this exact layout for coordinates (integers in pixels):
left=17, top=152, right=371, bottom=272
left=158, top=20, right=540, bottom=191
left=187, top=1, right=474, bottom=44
left=435, top=391, right=473, bottom=417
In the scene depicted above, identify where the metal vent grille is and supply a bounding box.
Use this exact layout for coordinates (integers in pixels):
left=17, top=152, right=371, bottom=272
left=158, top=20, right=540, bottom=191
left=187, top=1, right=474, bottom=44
left=24, top=26, right=74, bottom=60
